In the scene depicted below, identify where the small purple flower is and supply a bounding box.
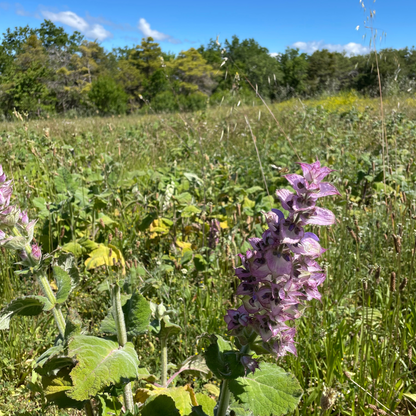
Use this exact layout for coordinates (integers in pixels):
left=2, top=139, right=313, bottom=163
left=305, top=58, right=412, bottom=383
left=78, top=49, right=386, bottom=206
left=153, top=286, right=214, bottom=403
left=224, top=305, right=250, bottom=331
left=240, top=355, right=260, bottom=375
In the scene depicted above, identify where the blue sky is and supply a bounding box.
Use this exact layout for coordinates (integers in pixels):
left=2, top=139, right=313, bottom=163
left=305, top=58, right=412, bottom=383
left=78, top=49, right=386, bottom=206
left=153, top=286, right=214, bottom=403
left=0, top=1, right=414, bottom=55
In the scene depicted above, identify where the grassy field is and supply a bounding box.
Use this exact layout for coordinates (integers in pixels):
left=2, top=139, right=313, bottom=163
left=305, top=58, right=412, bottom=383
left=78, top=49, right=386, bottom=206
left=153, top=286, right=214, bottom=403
left=0, top=94, right=416, bottom=415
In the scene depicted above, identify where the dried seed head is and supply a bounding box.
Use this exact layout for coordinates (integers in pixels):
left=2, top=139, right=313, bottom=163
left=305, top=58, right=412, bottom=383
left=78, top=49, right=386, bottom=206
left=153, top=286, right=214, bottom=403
left=100, top=218, right=105, bottom=228
left=108, top=248, right=112, bottom=258
left=376, top=220, right=380, bottom=229
left=60, top=226, right=65, bottom=239
left=374, top=266, right=381, bottom=284
left=390, top=272, right=396, bottom=292
left=399, top=277, right=408, bottom=291
left=408, top=346, right=413, bottom=361
left=320, top=386, right=338, bottom=411
left=112, top=257, right=116, bottom=266
left=108, top=234, right=113, bottom=243
left=392, top=234, right=401, bottom=254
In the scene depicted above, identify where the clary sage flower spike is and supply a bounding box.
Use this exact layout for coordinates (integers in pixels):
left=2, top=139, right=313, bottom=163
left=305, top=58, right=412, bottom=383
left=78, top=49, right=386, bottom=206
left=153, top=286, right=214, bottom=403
left=0, top=165, right=41, bottom=263
left=225, top=160, right=339, bottom=371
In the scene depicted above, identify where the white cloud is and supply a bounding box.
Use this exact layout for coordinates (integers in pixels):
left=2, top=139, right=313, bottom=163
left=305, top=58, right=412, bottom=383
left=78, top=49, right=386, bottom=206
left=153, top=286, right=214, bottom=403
left=269, top=52, right=280, bottom=58
left=292, top=41, right=369, bottom=56
left=138, top=18, right=180, bottom=44
left=41, top=10, right=112, bottom=41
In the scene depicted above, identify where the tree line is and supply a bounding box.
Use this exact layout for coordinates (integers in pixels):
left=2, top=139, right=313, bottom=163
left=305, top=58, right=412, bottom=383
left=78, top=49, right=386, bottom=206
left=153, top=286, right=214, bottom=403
left=0, top=20, right=415, bottom=118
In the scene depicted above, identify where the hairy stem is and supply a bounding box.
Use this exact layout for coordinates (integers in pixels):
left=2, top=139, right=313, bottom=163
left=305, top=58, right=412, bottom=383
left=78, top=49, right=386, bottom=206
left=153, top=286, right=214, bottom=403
left=161, top=335, right=168, bottom=387
left=84, top=400, right=95, bottom=416
left=37, top=272, right=66, bottom=338
left=216, top=379, right=230, bottom=416
left=112, top=284, right=134, bottom=412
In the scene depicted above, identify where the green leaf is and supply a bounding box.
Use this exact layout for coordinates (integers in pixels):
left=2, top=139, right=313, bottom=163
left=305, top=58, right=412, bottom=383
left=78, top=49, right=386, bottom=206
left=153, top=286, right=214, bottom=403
left=42, top=366, right=84, bottom=409
left=55, top=167, right=78, bottom=194
left=181, top=205, right=201, bottom=218
left=190, top=406, right=209, bottom=416
left=67, top=335, right=140, bottom=401
left=124, top=291, right=151, bottom=338
left=404, top=393, right=416, bottom=402
left=101, top=291, right=151, bottom=340
left=138, top=212, right=158, bottom=231
left=35, top=345, right=65, bottom=374
left=0, top=296, right=53, bottom=330
left=195, top=393, right=215, bottom=416
left=53, top=266, right=72, bottom=304
left=204, top=335, right=244, bottom=380
left=180, top=250, right=193, bottom=265
left=246, top=186, right=264, bottom=194
left=62, top=242, right=86, bottom=256
left=97, top=392, right=123, bottom=415
left=32, top=196, right=49, bottom=219
left=175, top=192, right=193, bottom=204
left=140, top=387, right=194, bottom=416
left=141, top=394, right=180, bottom=416
left=229, top=362, right=303, bottom=416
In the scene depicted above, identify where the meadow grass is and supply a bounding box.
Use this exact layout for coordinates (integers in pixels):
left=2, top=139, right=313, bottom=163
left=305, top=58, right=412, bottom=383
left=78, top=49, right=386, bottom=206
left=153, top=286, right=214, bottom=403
left=0, top=94, right=415, bottom=415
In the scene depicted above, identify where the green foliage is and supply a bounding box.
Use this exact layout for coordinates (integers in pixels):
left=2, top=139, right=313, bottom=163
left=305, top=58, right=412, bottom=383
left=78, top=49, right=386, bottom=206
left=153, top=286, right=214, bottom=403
left=101, top=291, right=151, bottom=339
left=67, top=335, right=140, bottom=401
left=1, top=98, right=416, bottom=415
left=0, top=296, right=52, bottom=330
left=88, top=76, right=128, bottom=115
left=229, top=363, right=303, bottom=416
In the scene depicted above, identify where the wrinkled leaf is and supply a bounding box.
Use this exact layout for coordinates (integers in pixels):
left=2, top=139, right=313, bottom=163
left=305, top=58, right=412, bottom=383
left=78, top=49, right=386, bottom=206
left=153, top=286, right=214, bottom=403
left=229, top=362, right=303, bottom=416
left=67, top=335, right=140, bottom=401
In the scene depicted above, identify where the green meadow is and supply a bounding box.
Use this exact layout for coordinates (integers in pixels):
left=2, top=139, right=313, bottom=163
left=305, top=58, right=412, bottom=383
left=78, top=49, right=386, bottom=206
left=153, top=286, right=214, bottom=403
left=1, top=95, right=415, bottom=415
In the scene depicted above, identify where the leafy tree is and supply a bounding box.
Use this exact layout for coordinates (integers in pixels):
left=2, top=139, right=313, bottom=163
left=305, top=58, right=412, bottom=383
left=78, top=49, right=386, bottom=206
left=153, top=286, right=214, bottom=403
left=167, top=48, right=216, bottom=95
left=277, top=48, right=309, bottom=95
left=0, top=34, right=53, bottom=116
left=88, top=76, right=127, bottom=114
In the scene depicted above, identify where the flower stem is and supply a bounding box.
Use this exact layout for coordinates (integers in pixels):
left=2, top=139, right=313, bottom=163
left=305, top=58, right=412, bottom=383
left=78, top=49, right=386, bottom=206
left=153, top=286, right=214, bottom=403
left=216, top=379, right=230, bottom=416
left=84, top=400, right=95, bottom=416
left=161, top=335, right=168, bottom=387
left=112, top=284, right=134, bottom=412
left=37, top=272, right=66, bottom=338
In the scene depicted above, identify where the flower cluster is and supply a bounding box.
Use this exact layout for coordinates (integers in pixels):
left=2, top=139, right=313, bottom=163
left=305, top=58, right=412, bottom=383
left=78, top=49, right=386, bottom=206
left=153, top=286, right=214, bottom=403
left=225, top=160, right=339, bottom=364
left=0, top=165, right=41, bottom=263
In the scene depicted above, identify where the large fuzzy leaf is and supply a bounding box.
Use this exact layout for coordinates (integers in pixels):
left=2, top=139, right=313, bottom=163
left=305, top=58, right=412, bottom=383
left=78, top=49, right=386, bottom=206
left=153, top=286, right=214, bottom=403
left=229, top=363, right=303, bottom=416
left=0, top=296, right=53, bottom=330
left=67, top=335, right=139, bottom=401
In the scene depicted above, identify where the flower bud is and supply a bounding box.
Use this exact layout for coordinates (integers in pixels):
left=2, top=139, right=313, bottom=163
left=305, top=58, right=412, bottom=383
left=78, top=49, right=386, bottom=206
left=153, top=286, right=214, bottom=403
left=30, top=243, right=42, bottom=262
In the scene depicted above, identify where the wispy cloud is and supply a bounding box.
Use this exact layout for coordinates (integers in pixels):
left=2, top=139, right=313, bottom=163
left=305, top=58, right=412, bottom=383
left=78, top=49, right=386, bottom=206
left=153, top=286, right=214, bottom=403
left=138, top=18, right=180, bottom=44
left=0, top=2, right=9, bottom=10
left=41, top=10, right=113, bottom=41
left=292, top=41, right=369, bottom=56
left=15, top=2, right=39, bottom=17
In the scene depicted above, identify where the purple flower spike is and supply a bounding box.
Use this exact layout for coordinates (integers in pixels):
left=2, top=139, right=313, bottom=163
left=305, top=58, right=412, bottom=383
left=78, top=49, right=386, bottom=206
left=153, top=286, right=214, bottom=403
left=226, top=160, right=338, bottom=360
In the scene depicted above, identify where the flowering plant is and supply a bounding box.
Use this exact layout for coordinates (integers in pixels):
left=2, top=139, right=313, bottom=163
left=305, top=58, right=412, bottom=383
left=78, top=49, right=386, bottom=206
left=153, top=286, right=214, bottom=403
left=0, top=160, right=338, bottom=416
